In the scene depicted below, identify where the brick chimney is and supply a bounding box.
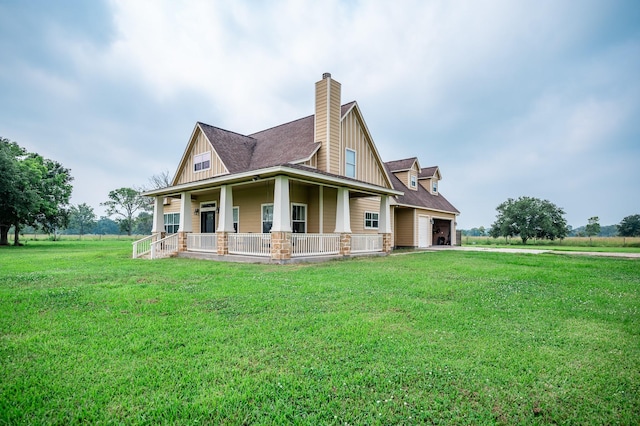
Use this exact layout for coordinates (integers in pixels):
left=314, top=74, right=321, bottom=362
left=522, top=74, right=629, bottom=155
left=315, top=73, right=341, bottom=174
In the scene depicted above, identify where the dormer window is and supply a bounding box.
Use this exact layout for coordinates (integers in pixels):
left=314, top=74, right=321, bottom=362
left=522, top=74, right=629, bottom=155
left=410, top=175, right=417, bottom=188
left=345, top=148, right=356, bottom=178
left=194, top=152, right=211, bottom=172
left=433, top=180, right=438, bottom=194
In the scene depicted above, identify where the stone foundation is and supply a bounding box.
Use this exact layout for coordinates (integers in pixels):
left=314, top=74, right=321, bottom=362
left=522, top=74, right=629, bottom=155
left=217, top=232, right=229, bottom=255
left=382, top=233, right=392, bottom=253
left=178, top=232, right=188, bottom=252
left=270, top=231, right=292, bottom=260
left=339, top=233, right=351, bottom=256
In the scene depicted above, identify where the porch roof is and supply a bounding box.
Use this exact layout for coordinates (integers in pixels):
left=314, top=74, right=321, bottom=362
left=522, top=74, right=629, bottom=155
left=143, top=164, right=403, bottom=198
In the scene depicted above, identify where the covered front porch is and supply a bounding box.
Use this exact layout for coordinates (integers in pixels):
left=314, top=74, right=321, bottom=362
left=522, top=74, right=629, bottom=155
left=134, top=169, right=399, bottom=263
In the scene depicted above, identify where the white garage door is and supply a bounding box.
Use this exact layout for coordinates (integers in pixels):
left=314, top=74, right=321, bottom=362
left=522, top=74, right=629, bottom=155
left=418, top=215, right=429, bottom=248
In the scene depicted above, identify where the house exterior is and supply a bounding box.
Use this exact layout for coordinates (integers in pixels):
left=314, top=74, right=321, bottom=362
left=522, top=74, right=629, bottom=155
left=134, top=73, right=459, bottom=262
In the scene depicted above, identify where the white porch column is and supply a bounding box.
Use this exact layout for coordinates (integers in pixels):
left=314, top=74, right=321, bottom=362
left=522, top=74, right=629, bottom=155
left=451, top=219, right=457, bottom=246
left=178, top=192, right=192, bottom=232
left=217, top=184, right=235, bottom=233
left=379, top=195, right=391, bottom=234
left=152, top=197, right=164, bottom=233
left=272, top=176, right=292, bottom=232
left=334, top=187, right=351, bottom=233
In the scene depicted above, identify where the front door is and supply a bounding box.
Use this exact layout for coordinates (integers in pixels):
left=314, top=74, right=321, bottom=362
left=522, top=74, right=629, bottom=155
left=201, top=211, right=216, bottom=233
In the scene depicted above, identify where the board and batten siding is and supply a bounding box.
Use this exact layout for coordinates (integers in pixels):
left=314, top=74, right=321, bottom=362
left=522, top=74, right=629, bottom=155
left=341, top=112, right=388, bottom=188
left=175, top=129, right=228, bottom=185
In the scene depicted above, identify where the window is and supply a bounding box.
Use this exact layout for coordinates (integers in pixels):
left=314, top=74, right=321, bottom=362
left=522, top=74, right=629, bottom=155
left=233, top=207, right=239, bottom=233
left=164, top=213, right=180, bottom=233
left=365, top=211, right=379, bottom=229
left=262, top=204, right=273, bottom=233
left=410, top=174, right=417, bottom=188
left=345, top=148, right=356, bottom=178
left=432, top=180, right=438, bottom=194
left=292, top=204, right=307, bottom=233
left=193, top=152, right=211, bottom=172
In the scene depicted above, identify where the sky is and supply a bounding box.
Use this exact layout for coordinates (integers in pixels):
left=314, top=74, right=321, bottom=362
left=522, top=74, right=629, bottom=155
left=1, top=0, right=639, bottom=229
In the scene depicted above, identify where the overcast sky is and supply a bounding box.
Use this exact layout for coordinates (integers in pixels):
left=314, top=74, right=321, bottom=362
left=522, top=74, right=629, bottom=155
left=1, top=0, right=638, bottom=229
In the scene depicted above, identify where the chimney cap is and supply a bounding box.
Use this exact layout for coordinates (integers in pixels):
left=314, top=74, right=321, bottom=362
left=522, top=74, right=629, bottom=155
left=322, top=72, right=331, bottom=79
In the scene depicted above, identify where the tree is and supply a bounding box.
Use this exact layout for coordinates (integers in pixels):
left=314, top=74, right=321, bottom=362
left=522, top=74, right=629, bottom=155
left=617, top=214, right=640, bottom=237
left=489, top=196, right=568, bottom=244
left=132, top=211, right=153, bottom=235
left=92, top=216, right=120, bottom=235
left=585, top=216, right=601, bottom=243
left=101, top=188, right=150, bottom=236
left=68, top=203, right=97, bottom=236
left=0, top=138, right=73, bottom=245
left=145, top=170, right=172, bottom=191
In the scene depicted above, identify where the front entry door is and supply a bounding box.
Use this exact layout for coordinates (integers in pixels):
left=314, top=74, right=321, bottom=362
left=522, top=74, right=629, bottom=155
left=201, top=211, right=216, bottom=233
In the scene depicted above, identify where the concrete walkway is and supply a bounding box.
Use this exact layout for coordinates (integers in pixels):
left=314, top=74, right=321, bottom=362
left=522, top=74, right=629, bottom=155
left=431, top=246, right=640, bottom=259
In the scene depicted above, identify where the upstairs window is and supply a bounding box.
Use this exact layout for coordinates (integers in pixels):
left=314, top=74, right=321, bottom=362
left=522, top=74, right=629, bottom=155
left=292, top=204, right=307, bottom=233
left=345, top=148, right=356, bottom=178
left=410, top=174, right=417, bottom=188
left=164, top=213, right=180, bottom=234
left=433, top=180, right=438, bottom=194
left=194, top=152, right=211, bottom=172
left=364, top=211, right=379, bottom=229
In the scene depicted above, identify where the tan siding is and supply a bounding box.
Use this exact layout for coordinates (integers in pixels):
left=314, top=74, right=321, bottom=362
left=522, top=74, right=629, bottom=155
left=341, top=111, right=388, bottom=187
left=175, top=128, right=228, bottom=185
left=394, top=171, right=409, bottom=188
left=394, top=208, right=415, bottom=247
left=328, top=80, right=341, bottom=174
left=306, top=186, right=320, bottom=233
left=350, top=197, right=380, bottom=234
left=322, top=187, right=337, bottom=233
left=390, top=206, right=395, bottom=247
left=234, top=183, right=274, bottom=233
left=315, top=81, right=328, bottom=172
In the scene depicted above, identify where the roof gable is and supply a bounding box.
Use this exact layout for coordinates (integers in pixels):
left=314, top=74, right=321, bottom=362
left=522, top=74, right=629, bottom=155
left=419, top=166, right=441, bottom=180
left=385, top=163, right=459, bottom=214
left=386, top=157, right=420, bottom=172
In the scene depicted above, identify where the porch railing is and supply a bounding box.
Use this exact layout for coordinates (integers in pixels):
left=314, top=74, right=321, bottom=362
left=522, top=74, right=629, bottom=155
left=228, top=233, right=271, bottom=257
left=187, top=233, right=218, bottom=252
left=351, top=234, right=384, bottom=253
left=291, top=233, right=340, bottom=257
left=150, top=233, right=179, bottom=259
left=132, top=234, right=159, bottom=258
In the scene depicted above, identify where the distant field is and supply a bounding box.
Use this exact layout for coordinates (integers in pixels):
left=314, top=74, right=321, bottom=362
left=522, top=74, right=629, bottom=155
left=1, top=241, right=638, bottom=424
left=462, top=235, right=640, bottom=252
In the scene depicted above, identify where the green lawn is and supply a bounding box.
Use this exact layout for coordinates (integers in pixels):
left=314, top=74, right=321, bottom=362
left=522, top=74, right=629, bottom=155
left=1, top=241, right=639, bottom=424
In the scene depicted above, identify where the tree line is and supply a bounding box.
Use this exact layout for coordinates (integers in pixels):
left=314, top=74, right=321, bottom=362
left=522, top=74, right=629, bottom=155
left=462, top=196, right=640, bottom=241
left=1, top=137, right=170, bottom=245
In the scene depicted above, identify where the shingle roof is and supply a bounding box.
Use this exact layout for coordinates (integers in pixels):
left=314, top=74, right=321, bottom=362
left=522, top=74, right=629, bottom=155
left=197, top=123, right=256, bottom=174
left=198, top=102, right=358, bottom=174
left=386, top=157, right=417, bottom=172
left=385, top=163, right=459, bottom=214
left=419, top=166, right=438, bottom=179
left=248, top=115, right=319, bottom=169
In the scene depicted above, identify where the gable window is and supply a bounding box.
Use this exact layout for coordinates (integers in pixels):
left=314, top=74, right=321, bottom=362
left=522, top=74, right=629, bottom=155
left=194, top=152, right=211, bottom=172
left=364, top=211, right=379, bottom=229
left=410, top=174, right=417, bottom=188
left=292, top=204, right=307, bottom=233
left=262, top=204, right=273, bottom=233
left=345, top=148, right=356, bottom=178
left=233, top=207, right=239, bottom=233
left=164, top=213, right=180, bottom=234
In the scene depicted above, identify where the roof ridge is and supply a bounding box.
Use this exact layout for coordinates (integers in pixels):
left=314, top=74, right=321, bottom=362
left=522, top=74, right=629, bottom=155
left=248, top=114, right=314, bottom=136
left=385, top=157, right=418, bottom=165
left=197, top=121, right=257, bottom=141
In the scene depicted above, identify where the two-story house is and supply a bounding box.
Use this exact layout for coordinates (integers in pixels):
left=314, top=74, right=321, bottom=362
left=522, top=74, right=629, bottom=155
left=134, top=73, right=459, bottom=262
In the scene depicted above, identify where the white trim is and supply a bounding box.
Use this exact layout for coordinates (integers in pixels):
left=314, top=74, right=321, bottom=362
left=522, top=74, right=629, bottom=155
left=364, top=211, right=379, bottom=229
left=143, top=165, right=403, bottom=198
left=261, top=203, right=274, bottom=233
left=200, top=201, right=217, bottom=211
left=392, top=202, right=459, bottom=216
left=345, top=148, right=356, bottom=179
left=193, top=151, right=211, bottom=173
left=233, top=206, right=239, bottom=233
left=178, top=192, right=192, bottom=232
left=291, top=203, right=307, bottom=233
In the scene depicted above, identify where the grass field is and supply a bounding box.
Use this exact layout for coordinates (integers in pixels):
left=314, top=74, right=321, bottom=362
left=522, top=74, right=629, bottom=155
left=1, top=241, right=639, bottom=424
left=462, top=236, right=640, bottom=253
